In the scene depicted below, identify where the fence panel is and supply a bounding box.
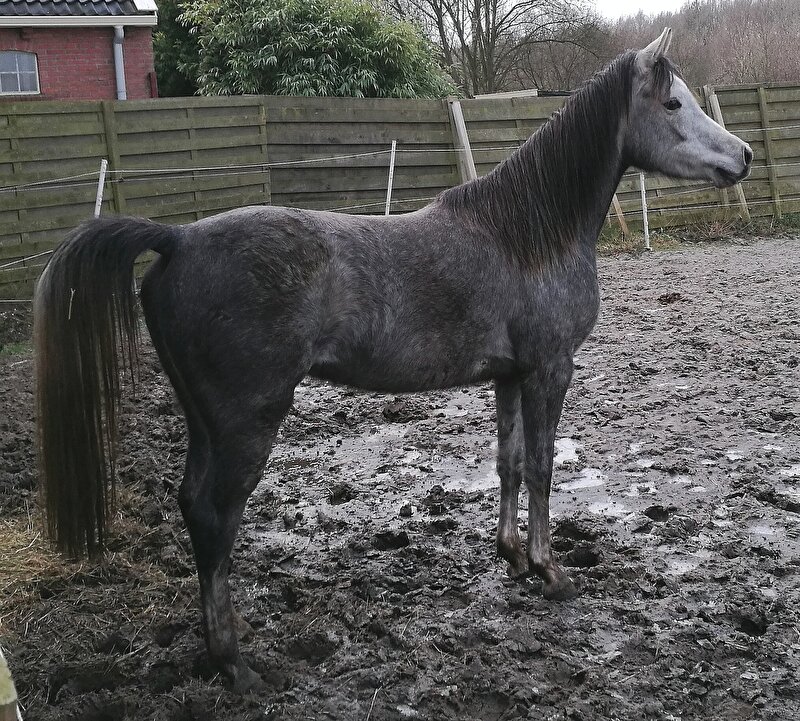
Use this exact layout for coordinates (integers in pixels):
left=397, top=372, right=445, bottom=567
left=2, top=84, right=800, bottom=298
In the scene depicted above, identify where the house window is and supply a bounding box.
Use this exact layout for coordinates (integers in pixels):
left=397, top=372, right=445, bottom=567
left=0, top=51, right=40, bottom=95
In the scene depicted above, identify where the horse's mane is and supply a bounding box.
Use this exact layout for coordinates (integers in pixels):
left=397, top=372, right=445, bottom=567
left=439, top=52, right=678, bottom=272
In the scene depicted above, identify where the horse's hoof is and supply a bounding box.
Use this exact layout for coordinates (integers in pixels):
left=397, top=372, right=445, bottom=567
left=226, top=665, right=266, bottom=695
left=542, top=575, right=579, bottom=601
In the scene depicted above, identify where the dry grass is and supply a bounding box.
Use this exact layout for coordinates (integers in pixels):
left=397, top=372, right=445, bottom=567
left=0, top=502, right=196, bottom=651
left=0, top=512, right=67, bottom=634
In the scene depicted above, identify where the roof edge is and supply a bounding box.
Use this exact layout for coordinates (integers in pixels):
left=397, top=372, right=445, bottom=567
left=0, top=16, right=158, bottom=28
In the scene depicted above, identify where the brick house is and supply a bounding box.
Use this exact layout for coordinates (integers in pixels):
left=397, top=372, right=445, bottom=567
left=0, top=0, right=158, bottom=100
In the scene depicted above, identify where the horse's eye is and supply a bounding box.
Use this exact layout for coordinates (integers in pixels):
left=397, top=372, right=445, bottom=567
left=664, top=98, right=682, bottom=111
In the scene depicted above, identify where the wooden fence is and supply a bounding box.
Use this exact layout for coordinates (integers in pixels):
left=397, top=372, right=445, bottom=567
left=2, top=82, right=799, bottom=298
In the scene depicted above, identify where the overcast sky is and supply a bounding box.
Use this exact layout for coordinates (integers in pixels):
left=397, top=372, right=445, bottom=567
left=593, top=0, right=686, bottom=20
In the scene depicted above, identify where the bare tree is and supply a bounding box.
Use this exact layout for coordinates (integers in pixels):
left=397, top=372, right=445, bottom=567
left=513, top=21, right=611, bottom=91
left=390, top=0, right=597, bottom=95
left=610, top=0, right=800, bottom=86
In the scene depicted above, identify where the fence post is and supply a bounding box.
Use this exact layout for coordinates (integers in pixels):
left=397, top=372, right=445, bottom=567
left=94, top=158, right=108, bottom=218
left=0, top=649, right=18, bottom=721
left=385, top=139, right=397, bottom=216
left=640, top=172, right=650, bottom=250
left=101, top=100, right=126, bottom=214
left=701, top=85, right=730, bottom=212
left=611, top=194, right=629, bottom=238
left=705, top=87, right=750, bottom=221
left=757, top=85, right=782, bottom=220
left=258, top=100, right=271, bottom=205
left=447, top=98, right=477, bottom=183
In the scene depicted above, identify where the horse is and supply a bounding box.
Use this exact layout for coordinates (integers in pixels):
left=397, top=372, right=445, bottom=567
left=34, top=28, right=752, bottom=693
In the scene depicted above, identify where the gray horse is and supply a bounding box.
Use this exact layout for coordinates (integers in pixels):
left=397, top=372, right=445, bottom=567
left=35, top=28, right=751, bottom=692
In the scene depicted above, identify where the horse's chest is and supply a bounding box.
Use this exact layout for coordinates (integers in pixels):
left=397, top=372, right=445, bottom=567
left=526, top=274, right=600, bottom=348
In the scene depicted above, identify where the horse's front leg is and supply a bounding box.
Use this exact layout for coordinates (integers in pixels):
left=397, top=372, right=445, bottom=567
left=519, top=358, right=578, bottom=600
left=495, top=379, right=528, bottom=577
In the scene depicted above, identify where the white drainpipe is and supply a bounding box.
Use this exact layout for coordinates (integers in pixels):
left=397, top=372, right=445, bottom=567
left=113, top=25, right=127, bottom=100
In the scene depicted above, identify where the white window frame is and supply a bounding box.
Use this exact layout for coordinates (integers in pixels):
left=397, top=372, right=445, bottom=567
left=0, top=50, right=41, bottom=96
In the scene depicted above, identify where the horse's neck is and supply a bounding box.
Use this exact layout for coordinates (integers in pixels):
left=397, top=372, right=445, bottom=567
left=482, top=67, right=630, bottom=259
left=510, top=100, right=626, bottom=244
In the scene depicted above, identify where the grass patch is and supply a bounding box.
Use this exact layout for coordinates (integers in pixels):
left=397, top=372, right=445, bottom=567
left=0, top=341, right=32, bottom=357
left=598, top=211, right=800, bottom=254
left=597, top=226, right=682, bottom=256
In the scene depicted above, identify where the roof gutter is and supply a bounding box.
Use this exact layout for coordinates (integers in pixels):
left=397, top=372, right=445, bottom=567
left=113, top=25, right=126, bottom=100
left=0, top=16, right=158, bottom=28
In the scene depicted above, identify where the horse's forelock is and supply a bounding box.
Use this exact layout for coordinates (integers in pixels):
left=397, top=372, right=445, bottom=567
left=651, top=56, right=680, bottom=100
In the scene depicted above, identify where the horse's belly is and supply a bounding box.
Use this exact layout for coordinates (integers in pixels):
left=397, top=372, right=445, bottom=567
left=308, top=344, right=513, bottom=393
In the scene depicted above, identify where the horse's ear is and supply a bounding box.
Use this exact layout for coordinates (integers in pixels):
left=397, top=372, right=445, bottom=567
left=637, top=27, right=673, bottom=71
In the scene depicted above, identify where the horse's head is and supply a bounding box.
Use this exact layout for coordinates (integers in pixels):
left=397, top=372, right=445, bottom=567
left=625, top=28, right=752, bottom=188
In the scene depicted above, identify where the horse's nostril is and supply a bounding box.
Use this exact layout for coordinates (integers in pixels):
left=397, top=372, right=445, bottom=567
left=743, top=145, right=753, bottom=166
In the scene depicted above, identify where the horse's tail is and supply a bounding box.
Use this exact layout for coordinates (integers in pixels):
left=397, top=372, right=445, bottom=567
left=34, top=216, right=181, bottom=557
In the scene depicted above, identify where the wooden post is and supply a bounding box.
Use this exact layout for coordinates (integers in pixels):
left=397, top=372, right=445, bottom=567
left=705, top=87, right=750, bottom=221
left=0, top=649, right=18, bottom=721
left=757, top=85, right=782, bottom=219
left=101, top=100, right=126, bottom=214
left=702, top=85, right=730, bottom=211
left=447, top=98, right=477, bottom=183
left=187, top=106, right=201, bottom=221
left=611, top=194, right=629, bottom=238
left=258, top=100, right=270, bottom=205
left=385, top=139, right=397, bottom=216
left=94, top=158, right=108, bottom=218
left=639, top=172, right=650, bottom=250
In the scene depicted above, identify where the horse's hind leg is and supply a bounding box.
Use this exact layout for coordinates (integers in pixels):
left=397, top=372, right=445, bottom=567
left=495, top=379, right=528, bottom=577
left=141, top=270, right=294, bottom=692
left=180, top=407, right=287, bottom=692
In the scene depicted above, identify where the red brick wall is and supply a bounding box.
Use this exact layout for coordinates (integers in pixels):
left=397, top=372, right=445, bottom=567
left=0, top=26, right=156, bottom=101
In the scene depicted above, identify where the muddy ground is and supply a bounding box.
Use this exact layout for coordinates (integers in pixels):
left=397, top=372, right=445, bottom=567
left=1, top=235, right=799, bottom=721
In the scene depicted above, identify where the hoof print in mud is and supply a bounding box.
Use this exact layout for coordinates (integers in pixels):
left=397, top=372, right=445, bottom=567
left=328, top=481, right=358, bottom=505
left=425, top=516, right=459, bottom=534
left=643, top=504, right=677, bottom=522
left=563, top=545, right=601, bottom=569
left=286, top=630, right=339, bottom=664
left=372, top=529, right=411, bottom=550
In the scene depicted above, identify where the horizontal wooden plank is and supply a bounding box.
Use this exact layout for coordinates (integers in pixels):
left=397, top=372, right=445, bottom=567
left=267, top=124, right=452, bottom=145
left=266, top=144, right=459, bottom=167
left=0, top=100, right=103, bottom=116
left=0, top=140, right=107, bottom=163
left=256, top=96, right=443, bottom=114
left=114, top=96, right=268, bottom=112
left=0, top=261, right=48, bottom=285
left=121, top=170, right=270, bottom=201
left=1, top=207, right=96, bottom=237
left=268, top=106, right=448, bottom=124
left=0, top=118, right=104, bottom=140
left=461, top=99, right=565, bottom=122
left=272, top=166, right=457, bottom=194
left=271, top=188, right=440, bottom=212
left=716, top=89, right=760, bottom=106
left=117, top=134, right=268, bottom=156
left=115, top=112, right=265, bottom=135
left=720, top=108, right=761, bottom=124
left=0, top=238, right=57, bottom=262
left=127, top=193, right=269, bottom=220
left=0, top=183, right=99, bottom=212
